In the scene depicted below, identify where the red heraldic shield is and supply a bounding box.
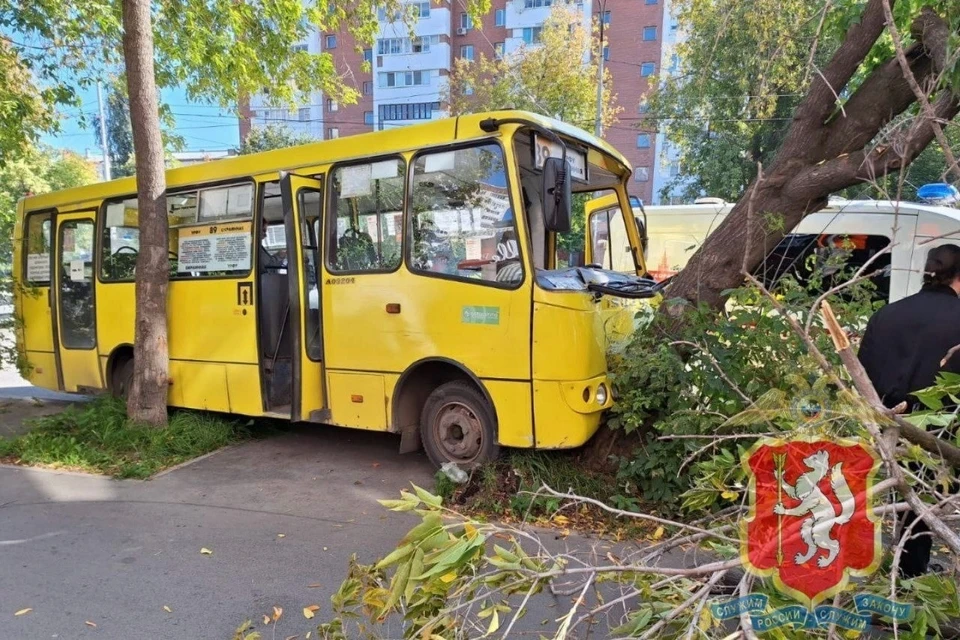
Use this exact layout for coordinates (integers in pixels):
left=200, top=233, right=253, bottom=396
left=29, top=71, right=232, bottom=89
left=741, top=438, right=881, bottom=607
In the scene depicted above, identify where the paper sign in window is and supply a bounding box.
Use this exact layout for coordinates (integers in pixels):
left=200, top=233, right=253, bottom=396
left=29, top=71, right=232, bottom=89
left=69, top=260, right=85, bottom=282
left=26, top=254, right=50, bottom=282
left=177, top=222, right=252, bottom=273
left=340, top=165, right=373, bottom=198
left=371, top=160, right=399, bottom=180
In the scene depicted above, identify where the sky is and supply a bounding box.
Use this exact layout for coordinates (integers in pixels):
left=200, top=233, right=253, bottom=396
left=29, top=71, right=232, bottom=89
left=42, top=84, right=241, bottom=156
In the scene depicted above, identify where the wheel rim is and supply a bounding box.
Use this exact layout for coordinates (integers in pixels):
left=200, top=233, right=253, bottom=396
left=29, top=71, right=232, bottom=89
left=432, top=401, right=484, bottom=463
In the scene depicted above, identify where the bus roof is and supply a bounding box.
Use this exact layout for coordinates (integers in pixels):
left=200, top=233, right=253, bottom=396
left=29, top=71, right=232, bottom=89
left=22, top=110, right=630, bottom=212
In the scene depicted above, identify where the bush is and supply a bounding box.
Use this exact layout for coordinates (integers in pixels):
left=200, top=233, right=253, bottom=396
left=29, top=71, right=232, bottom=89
left=607, top=274, right=882, bottom=509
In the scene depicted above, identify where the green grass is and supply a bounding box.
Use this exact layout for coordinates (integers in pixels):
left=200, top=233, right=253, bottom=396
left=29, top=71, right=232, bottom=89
left=0, top=397, right=253, bottom=479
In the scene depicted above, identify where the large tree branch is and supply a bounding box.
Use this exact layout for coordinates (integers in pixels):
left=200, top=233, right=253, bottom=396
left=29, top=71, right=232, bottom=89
left=910, top=6, right=952, bottom=74
left=778, top=0, right=893, bottom=157
left=788, top=91, right=960, bottom=196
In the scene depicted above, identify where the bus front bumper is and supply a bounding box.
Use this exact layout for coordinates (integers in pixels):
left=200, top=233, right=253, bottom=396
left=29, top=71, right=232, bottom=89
left=533, top=374, right=613, bottom=449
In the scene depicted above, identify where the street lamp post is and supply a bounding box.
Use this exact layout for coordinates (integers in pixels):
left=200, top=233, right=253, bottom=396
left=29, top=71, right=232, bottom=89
left=594, top=0, right=607, bottom=138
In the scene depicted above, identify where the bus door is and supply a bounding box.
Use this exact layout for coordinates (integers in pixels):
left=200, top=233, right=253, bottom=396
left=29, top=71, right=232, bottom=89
left=53, top=211, right=102, bottom=392
left=278, top=173, right=327, bottom=421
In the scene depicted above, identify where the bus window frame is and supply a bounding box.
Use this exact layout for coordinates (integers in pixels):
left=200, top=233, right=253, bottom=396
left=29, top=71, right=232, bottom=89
left=406, top=139, right=525, bottom=291
left=324, top=154, right=407, bottom=276
left=22, top=209, right=54, bottom=288
left=96, top=177, right=258, bottom=284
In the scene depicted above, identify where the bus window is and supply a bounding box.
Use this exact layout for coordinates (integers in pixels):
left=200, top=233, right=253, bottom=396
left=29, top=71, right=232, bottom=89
left=589, top=207, right=634, bottom=272
left=101, top=182, right=255, bottom=281
left=328, top=159, right=404, bottom=272
left=58, top=219, right=96, bottom=349
left=410, top=144, right=522, bottom=284
left=24, top=213, right=52, bottom=286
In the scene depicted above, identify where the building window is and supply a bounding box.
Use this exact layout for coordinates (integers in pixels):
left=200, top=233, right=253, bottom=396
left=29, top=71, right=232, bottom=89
left=363, top=81, right=373, bottom=95
left=670, top=19, right=679, bottom=32
left=326, top=99, right=338, bottom=112
left=640, top=62, right=656, bottom=77
left=364, top=111, right=374, bottom=125
left=291, top=43, right=308, bottom=53
left=636, top=134, right=651, bottom=148
left=601, top=10, right=611, bottom=25
left=363, top=48, right=373, bottom=62
left=643, top=26, right=657, bottom=41
left=412, top=1, right=430, bottom=18
left=524, top=0, right=553, bottom=6
left=378, top=102, right=441, bottom=121
left=413, top=35, right=439, bottom=53
left=645, top=0, right=657, bottom=4
left=669, top=162, right=681, bottom=177
left=670, top=53, right=680, bottom=71
left=521, top=27, right=542, bottom=44
left=325, top=34, right=337, bottom=49
left=638, top=102, right=650, bottom=114
left=299, top=107, right=311, bottom=122
left=634, top=166, right=650, bottom=182
left=378, top=70, right=429, bottom=88
left=328, top=128, right=339, bottom=139
left=495, top=9, right=505, bottom=26
left=460, top=45, right=474, bottom=60
left=460, top=13, right=473, bottom=30
left=494, top=42, right=505, bottom=58
left=602, top=46, right=609, bottom=61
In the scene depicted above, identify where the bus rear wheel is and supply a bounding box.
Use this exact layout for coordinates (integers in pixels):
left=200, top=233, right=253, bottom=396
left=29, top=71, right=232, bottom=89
left=420, top=381, right=499, bottom=470
left=111, top=358, right=134, bottom=399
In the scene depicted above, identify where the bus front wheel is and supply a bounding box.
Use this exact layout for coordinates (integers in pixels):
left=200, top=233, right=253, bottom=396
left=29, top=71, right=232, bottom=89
left=420, top=381, right=499, bottom=470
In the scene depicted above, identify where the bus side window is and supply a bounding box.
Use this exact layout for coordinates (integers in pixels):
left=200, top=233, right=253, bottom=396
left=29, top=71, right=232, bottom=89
left=409, top=144, right=522, bottom=284
left=24, top=213, right=52, bottom=286
left=328, top=159, right=404, bottom=273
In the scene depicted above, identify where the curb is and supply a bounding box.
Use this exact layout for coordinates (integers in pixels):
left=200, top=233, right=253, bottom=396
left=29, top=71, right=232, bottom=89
left=149, top=444, right=236, bottom=479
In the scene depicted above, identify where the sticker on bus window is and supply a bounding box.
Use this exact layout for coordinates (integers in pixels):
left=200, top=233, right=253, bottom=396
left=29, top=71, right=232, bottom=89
left=424, top=151, right=456, bottom=173
left=371, top=160, right=398, bottom=180
left=26, top=254, right=49, bottom=282
left=177, top=222, right=252, bottom=273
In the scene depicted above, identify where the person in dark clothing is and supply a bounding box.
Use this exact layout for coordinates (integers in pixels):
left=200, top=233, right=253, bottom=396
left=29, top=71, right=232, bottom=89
left=857, top=243, right=960, bottom=578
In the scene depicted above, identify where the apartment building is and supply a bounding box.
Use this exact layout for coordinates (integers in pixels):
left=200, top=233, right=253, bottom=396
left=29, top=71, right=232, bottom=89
left=241, top=0, right=684, bottom=204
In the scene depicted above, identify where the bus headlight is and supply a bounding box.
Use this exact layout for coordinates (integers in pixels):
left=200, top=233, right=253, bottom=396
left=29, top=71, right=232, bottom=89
left=596, top=383, right=608, bottom=406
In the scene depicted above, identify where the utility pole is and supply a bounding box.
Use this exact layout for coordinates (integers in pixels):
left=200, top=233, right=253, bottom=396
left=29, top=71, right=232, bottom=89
left=96, top=81, right=112, bottom=181
left=594, top=0, right=606, bottom=138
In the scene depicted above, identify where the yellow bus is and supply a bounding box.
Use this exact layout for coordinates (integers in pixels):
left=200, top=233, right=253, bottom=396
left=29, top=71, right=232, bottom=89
left=14, top=110, right=655, bottom=468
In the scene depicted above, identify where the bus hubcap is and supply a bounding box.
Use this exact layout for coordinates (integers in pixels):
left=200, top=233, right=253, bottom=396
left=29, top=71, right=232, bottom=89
left=435, top=402, right=483, bottom=461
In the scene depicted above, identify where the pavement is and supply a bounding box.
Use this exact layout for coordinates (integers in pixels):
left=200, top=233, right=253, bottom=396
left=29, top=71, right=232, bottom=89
left=0, top=370, right=666, bottom=639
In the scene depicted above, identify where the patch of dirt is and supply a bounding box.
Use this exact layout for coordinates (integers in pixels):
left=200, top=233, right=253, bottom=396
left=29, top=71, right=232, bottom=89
left=0, top=399, right=75, bottom=439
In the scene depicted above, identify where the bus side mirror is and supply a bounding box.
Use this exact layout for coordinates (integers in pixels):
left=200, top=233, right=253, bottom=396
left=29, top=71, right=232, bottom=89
left=542, top=157, right=571, bottom=233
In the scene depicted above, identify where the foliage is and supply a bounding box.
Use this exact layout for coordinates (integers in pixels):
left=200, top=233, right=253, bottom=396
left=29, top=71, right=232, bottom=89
left=607, top=272, right=884, bottom=508
left=0, top=0, right=491, bottom=157
left=445, top=6, right=620, bottom=131
left=239, top=124, right=315, bottom=155
left=0, top=397, right=252, bottom=478
left=648, top=0, right=958, bottom=203
left=94, top=80, right=135, bottom=178
left=0, top=145, right=97, bottom=266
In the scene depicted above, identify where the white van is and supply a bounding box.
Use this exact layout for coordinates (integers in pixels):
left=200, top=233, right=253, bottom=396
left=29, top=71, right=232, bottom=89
left=641, top=198, right=960, bottom=303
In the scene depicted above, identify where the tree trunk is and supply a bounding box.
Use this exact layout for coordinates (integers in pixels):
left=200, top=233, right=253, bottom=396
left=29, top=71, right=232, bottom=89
left=122, top=0, right=169, bottom=426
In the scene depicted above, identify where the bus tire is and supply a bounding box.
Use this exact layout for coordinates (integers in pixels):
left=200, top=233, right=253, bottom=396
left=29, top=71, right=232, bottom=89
left=420, top=380, right=499, bottom=470
left=111, top=358, right=134, bottom=399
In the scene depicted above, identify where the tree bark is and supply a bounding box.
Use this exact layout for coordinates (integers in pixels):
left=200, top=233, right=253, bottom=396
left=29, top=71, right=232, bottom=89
left=663, top=0, right=959, bottom=312
left=122, top=0, right=169, bottom=426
